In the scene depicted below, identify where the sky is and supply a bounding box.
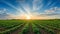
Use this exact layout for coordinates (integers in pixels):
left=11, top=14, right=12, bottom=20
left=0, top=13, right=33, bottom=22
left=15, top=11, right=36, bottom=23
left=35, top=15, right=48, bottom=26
left=0, top=0, right=60, bottom=19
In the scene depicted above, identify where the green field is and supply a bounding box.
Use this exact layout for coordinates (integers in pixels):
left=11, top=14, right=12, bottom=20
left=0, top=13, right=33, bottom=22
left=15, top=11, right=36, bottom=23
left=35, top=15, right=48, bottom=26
left=0, top=19, right=60, bottom=34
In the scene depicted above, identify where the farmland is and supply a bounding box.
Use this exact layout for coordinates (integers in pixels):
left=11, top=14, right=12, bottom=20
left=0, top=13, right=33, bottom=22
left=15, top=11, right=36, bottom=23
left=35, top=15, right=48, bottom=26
left=0, top=19, right=60, bottom=34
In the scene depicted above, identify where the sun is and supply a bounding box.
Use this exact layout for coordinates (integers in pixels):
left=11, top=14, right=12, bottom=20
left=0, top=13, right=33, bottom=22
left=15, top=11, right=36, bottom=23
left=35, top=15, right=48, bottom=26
left=20, top=13, right=31, bottom=20
left=25, top=14, right=31, bottom=20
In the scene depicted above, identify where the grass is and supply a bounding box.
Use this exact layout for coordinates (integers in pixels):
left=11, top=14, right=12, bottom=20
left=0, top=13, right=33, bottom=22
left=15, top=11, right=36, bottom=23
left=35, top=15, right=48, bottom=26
left=0, top=19, right=60, bottom=34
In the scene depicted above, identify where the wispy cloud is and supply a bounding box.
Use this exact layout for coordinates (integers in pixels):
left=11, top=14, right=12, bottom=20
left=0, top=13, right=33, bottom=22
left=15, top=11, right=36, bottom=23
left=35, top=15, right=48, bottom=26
left=33, top=0, right=43, bottom=10
left=0, top=8, right=7, bottom=14
left=31, top=7, right=60, bottom=19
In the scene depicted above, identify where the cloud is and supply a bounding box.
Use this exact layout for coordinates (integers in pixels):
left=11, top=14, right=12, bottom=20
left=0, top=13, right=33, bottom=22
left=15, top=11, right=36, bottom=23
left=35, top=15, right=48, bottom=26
left=0, top=9, right=24, bottom=20
left=0, top=8, right=7, bottom=14
left=31, top=7, right=60, bottom=19
left=44, top=7, right=60, bottom=14
left=0, top=7, right=60, bottom=20
left=32, top=13, right=60, bottom=19
left=45, top=10, right=54, bottom=14
left=0, top=8, right=17, bottom=20
left=58, top=8, right=60, bottom=10
left=0, top=13, right=15, bottom=20
left=33, top=0, right=43, bottom=10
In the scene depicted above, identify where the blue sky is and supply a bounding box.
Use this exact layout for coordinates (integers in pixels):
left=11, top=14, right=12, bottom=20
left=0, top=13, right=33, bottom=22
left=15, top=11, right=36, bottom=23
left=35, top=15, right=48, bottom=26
left=0, top=0, right=60, bottom=19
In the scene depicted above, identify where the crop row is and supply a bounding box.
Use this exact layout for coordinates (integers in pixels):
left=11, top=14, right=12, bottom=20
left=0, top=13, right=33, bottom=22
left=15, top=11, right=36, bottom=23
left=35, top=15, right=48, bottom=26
left=0, top=20, right=26, bottom=34
left=19, top=23, right=29, bottom=34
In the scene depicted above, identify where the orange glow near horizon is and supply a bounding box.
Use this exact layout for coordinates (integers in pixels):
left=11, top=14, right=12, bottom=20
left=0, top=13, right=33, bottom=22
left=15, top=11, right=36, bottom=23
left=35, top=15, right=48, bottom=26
left=20, top=14, right=47, bottom=20
left=16, top=13, right=54, bottom=20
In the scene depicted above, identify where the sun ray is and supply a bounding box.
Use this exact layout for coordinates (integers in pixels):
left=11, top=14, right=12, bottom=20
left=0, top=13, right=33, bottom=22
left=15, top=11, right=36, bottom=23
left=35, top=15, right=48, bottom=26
left=20, top=4, right=32, bottom=15
left=41, top=1, right=52, bottom=10
left=37, top=0, right=44, bottom=10
left=33, top=0, right=43, bottom=10
left=37, top=4, right=43, bottom=10
left=2, top=0, right=25, bottom=14
left=49, top=2, right=57, bottom=8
